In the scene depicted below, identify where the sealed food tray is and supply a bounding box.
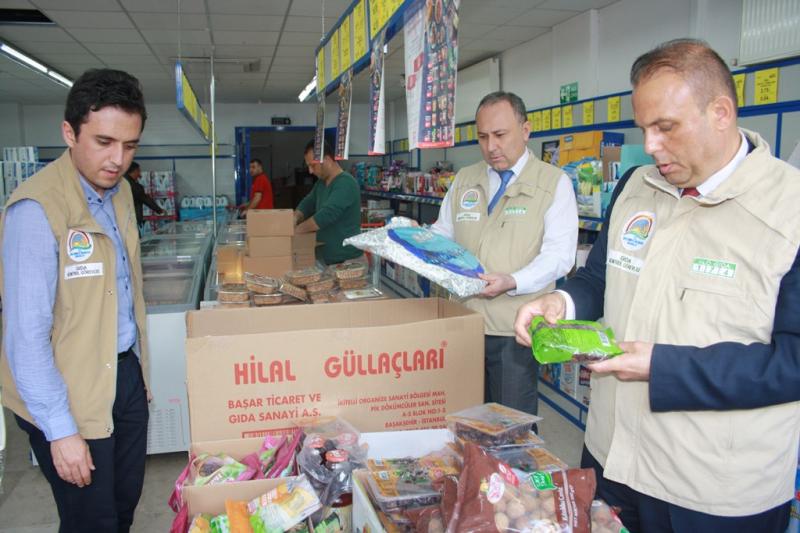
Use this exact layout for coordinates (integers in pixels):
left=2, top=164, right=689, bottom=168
left=446, top=403, right=542, bottom=447
left=284, top=267, right=323, bottom=286
left=217, top=283, right=250, bottom=303
left=334, top=260, right=367, bottom=280
left=279, top=280, right=308, bottom=302
left=365, top=470, right=442, bottom=512
left=309, top=291, right=336, bottom=304
left=489, top=446, right=566, bottom=473
left=337, top=276, right=369, bottom=290
left=218, top=301, right=251, bottom=309
left=305, top=275, right=335, bottom=294
left=244, top=272, right=279, bottom=294
left=252, top=293, right=287, bottom=306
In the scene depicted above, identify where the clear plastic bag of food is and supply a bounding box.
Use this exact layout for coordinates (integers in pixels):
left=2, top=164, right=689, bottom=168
left=590, top=500, right=629, bottom=533
left=530, top=316, right=624, bottom=364
left=247, top=474, right=322, bottom=533
left=343, top=217, right=486, bottom=298
left=446, top=403, right=542, bottom=448
left=489, top=446, right=567, bottom=474
left=190, top=453, right=256, bottom=486
left=365, top=451, right=461, bottom=512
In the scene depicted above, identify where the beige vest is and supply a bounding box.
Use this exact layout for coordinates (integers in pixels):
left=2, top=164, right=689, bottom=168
left=451, top=154, right=562, bottom=335
left=0, top=150, right=150, bottom=440
left=586, top=130, right=800, bottom=515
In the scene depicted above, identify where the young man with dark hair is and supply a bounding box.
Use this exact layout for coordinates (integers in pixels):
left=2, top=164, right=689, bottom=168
left=1, top=68, right=151, bottom=532
left=294, top=138, right=362, bottom=264
left=516, top=39, right=799, bottom=531
left=124, top=161, right=164, bottom=231
left=238, top=158, right=274, bottom=216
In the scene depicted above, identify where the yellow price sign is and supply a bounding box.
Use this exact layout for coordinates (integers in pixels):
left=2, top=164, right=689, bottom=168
left=733, top=73, right=745, bottom=107
left=542, top=108, right=551, bottom=131
left=353, top=0, right=367, bottom=59
left=369, top=0, right=383, bottom=39
left=331, top=29, right=340, bottom=79
left=562, top=105, right=573, bottom=128
left=552, top=107, right=562, bottom=129
left=607, top=96, right=621, bottom=122
left=341, top=16, right=351, bottom=71
left=532, top=111, right=542, bottom=132
left=582, top=101, right=594, bottom=125
left=527, top=112, right=534, bottom=125
left=754, top=68, right=778, bottom=105
left=316, top=49, right=325, bottom=92
left=454, top=127, right=461, bottom=143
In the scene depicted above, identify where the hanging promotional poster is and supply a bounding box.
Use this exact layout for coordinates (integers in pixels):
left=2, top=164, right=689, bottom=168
left=314, top=93, right=325, bottom=162
left=405, top=0, right=460, bottom=149
left=335, top=69, right=353, bottom=160
left=368, top=30, right=386, bottom=155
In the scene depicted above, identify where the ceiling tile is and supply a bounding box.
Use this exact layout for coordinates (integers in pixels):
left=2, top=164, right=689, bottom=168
left=34, top=0, right=122, bottom=11
left=0, top=1, right=37, bottom=7
left=482, top=25, right=550, bottom=42
left=213, top=44, right=275, bottom=58
left=511, top=8, right=580, bottom=27
left=278, top=31, right=321, bottom=46
left=151, top=43, right=210, bottom=58
left=459, top=0, right=533, bottom=25
left=274, top=45, right=317, bottom=58
left=283, top=15, right=339, bottom=33
left=458, top=23, right=495, bottom=40
left=141, top=29, right=211, bottom=45
left=270, top=55, right=313, bottom=66
left=16, top=41, right=88, bottom=56
left=289, top=0, right=351, bottom=17
left=212, top=30, right=279, bottom=46
left=119, top=0, right=206, bottom=13
left=68, top=28, right=144, bottom=44
left=536, top=0, right=619, bottom=10
left=43, top=9, right=133, bottom=28
left=85, top=42, right=152, bottom=55
left=0, top=25, right=74, bottom=42
left=269, top=64, right=314, bottom=74
left=209, top=13, right=284, bottom=32
left=98, top=54, right=163, bottom=67
left=128, top=12, right=208, bottom=30
left=207, top=0, right=290, bottom=15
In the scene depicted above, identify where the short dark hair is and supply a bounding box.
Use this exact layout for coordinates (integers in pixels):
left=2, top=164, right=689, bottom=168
left=65, top=69, right=147, bottom=137
left=304, top=137, right=334, bottom=160
left=630, top=38, right=736, bottom=112
left=476, top=91, right=528, bottom=123
left=250, top=158, right=263, bottom=167
left=126, top=161, right=140, bottom=175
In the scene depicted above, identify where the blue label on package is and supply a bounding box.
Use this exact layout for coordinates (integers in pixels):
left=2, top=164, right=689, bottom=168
left=388, top=227, right=484, bottom=278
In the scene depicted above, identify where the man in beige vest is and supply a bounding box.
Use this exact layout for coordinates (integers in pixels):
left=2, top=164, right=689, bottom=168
left=515, top=39, right=799, bottom=531
left=431, top=91, right=578, bottom=416
left=1, top=69, right=151, bottom=532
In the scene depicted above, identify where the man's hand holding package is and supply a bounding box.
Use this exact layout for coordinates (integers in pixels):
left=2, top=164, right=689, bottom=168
left=478, top=272, right=516, bottom=298
left=513, top=292, right=567, bottom=347
left=588, top=341, right=653, bottom=381
left=51, top=434, right=95, bottom=487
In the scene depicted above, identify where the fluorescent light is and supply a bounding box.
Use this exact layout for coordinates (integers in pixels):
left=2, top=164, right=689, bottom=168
left=0, top=42, right=47, bottom=73
left=298, top=76, right=316, bottom=102
left=0, top=40, right=74, bottom=88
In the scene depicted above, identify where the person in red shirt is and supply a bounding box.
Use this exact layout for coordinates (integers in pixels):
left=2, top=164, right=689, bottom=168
left=238, top=158, right=273, bottom=216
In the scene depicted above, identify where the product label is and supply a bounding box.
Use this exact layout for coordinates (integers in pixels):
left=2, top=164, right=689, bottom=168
left=456, top=212, right=480, bottom=222
left=64, top=262, right=103, bottom=280
left=691, top=258, right=736, bottom=279
left=486, top=472, right=505, bottom=504
left=504, top=206, right=527, bottom=216
left=607, top=249, right=644, bottom=276
left=66, top=229, right=94, bottom=262
left=620, top=211, right=655, bottom=251
left=460, top=189, right=480, bottom=209
left=530, top=471, right=556, bottom=491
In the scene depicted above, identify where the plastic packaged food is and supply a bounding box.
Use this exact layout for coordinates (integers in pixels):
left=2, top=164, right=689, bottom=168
left=309, top=291, right=336, bottom=304
left=337, top=276, right=369, bottom=290
left=191, top=453, right=256, bottom=486
left=225, top=499, right=251, bottom=532
left=490, top=446, right=567, bottom=473
left=343, top=217, right=486, bottom=298
left=279, top=280, right=308, bottom=302
left=334, top=260, right=367, bottom=280
left=590, top=500, right=628, bottom=533
left=305, top=275, right=336, bottom=294
left=529, top=317, right=623, bottom=364
left=365, top=453, right=461, bottom=512
left=188, top=514, right=212, bottom=533
left=446, top=403, right=542, bottom=448
left=218, top=283, right=250, bottom=303
left=247, top=475, right=321, bottom=533
left=218, top=301, right=251, bottom=309
left=252, top=293, right=286, bottom=306
left=244, top=272, right=279, bottom=294
left=450, top=443, right=596, bottom=533
left=284, top=267, right=323, bottom=286
left=209, top=514, right=230, bottom=533
left=343, top=287, right=384, bottom=300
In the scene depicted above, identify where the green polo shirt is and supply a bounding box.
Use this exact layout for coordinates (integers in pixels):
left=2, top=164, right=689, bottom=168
left=297, top=171, right=362, bottom=265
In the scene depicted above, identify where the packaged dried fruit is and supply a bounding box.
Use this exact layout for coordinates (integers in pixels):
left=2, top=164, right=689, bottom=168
left=334, top=260, right=368, bottom=280
left=218, top=301, right=251, bottom=309
left=337, top=276, right=369, bottom=290
left=284, top=267, right=323, bottom=286
left=490, top=446, right=567, bottom=473
left=218, top=283, right=250, bottom=303
left=446, top=403, right=542, bottom=447
left=365, top=452, right=461, bottom=512
left=590, top=500, right=629, bottom=533
left=529, top=317, right=623, bottom=364
left=279, top=280, right=308, bottom=302
left=252, top=293, right=286, bottom=306
left=305, top=275, right=335, bottom=294
left=244, top=272, right=279, bottom=294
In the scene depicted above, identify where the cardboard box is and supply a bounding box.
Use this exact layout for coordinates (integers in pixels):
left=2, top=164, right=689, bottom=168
left=246, top=209, right=296, bottom=236
left=242, top=254, right=294, bottom=277
left=183, top=478, right=287, bottom=516
left=601, top=145, right=621, bottom=182
left=185, top=298, right=484, bottom=441
left=247, top=233, right=316, bottom=257
left=558, top=131, right=624, bottom=166
left=294, top=252, right=316, bottom=268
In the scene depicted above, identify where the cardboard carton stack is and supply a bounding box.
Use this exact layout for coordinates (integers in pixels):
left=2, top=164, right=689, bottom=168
left=244, top=209, right=316, bottom=277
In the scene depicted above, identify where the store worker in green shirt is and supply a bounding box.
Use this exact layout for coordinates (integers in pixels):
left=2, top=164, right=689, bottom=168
left=295, top=138, right=363, bottom=264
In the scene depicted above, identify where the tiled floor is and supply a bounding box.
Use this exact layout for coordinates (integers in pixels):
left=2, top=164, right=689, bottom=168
left=0, top=399, right=585, bottom=532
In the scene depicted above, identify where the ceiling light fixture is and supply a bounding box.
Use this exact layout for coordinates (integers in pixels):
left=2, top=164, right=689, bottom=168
left=0, top=40, right=73, bottom=87
left=298, top=76, right=316, bottom=102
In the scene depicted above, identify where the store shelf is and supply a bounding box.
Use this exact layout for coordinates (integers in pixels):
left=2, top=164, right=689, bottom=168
left=363, top=189, right=444, bottom=206
left=380, top=274, right=423, bottom=299
left=578, top=216, right=603, bottom=231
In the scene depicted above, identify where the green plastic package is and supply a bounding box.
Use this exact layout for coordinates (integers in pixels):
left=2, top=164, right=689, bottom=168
left=530, top=316, right=623, bottom=364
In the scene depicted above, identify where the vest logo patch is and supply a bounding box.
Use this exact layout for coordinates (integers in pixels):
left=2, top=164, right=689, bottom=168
left=691, top=258, right=736, bottom=279
left=607, top=249, right=644, bottom=276
left=67, top=230, right=94, bottom=262
left=621, top=211, right=655, bottom=251
left=504, top=206, right=527, bottom=216
left=456, top=212, right=481, bottom=222
left=460, top=189, right=480, bottom=209
left=64, top=262, right=103, bottom=280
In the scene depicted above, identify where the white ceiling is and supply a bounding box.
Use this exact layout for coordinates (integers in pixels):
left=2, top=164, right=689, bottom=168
left=0, top=0, right=618, bottom=105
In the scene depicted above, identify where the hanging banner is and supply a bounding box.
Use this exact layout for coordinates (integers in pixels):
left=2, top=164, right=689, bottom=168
left=316, top=49, right=325, bottom=94
left=335, top=70, right=353, bottom=160
left=331, top=29, right=341, bottom=80
left=368, top=30, right=386, bottom=155
left=314, top=94, right=326, bottom=162
left=341, top=16, right=352, bottom=72
left=405, top=0, right=460, bottom=150
left=353, top=0, right=368, bottom=60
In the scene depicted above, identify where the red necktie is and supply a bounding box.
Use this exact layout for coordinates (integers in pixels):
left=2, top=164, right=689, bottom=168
left=682, top=187, right=700, bottom=197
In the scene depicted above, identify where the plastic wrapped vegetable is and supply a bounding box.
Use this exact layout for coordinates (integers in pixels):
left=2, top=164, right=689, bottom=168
left=343, top=217, right=486, bottom=298
left=529, top=316, right=623, bottom=364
